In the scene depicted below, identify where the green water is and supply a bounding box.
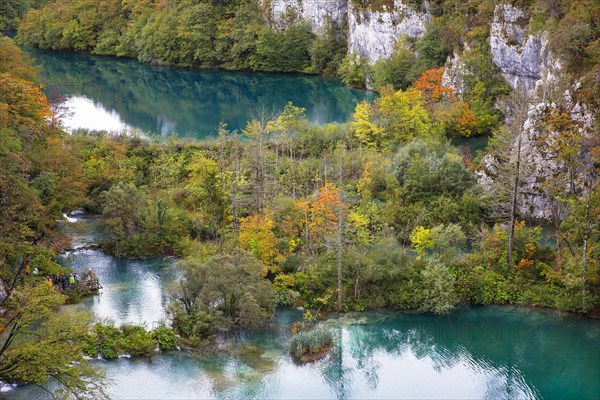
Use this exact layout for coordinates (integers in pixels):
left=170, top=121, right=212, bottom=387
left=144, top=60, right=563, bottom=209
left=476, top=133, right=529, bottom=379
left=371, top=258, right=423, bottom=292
left=3, top=212, right=599, bottom=399
left=27, top=50, right=375, bottom=138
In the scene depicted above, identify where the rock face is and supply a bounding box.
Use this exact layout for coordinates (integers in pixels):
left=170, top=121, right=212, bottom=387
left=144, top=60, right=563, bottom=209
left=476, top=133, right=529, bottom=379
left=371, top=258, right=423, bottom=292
left=267, top=0, right=430, bottom=63
left=445, top=3, right=597, bottom=220
left=477, top=101, right=559, bottom=220
left=347, top=0, right=430, bottom=62
left=0, top=278, right=7, bottom=303
left=270, top=0, right=348, bottom=32
left=489, top=4, right=560, bottom=92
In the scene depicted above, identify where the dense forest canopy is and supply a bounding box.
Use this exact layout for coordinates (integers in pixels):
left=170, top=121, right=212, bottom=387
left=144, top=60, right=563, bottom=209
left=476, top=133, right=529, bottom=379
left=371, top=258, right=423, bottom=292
left=0, top=0, right=599, bottom=397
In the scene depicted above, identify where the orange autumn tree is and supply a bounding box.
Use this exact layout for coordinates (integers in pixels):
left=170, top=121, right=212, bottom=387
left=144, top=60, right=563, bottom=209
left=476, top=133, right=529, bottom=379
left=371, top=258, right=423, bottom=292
left=449, top=101, right=478, bottom=137
left=413, top=67, right=454, bottom=105
left=299, top=183, right=346, bottom=256
left=413, top=68, right=480, bottom=137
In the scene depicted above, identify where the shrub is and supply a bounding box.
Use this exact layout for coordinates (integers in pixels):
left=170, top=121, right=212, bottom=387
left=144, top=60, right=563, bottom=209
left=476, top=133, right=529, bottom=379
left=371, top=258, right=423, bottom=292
left=419, top=257, right=458, bottom=314
left=120, top=324, right=155, bottom=357
left=151, top=324, right=178, bottom=351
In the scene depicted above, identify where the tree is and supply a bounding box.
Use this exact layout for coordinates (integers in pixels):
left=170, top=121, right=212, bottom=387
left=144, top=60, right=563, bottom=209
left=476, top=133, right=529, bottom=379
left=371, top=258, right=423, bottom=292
left=0, top=72, right=51, bottom=133
left=374, top=86, right=433, bottom=143
left=413, top=67, right=454, bottom=105
left=99, top=182, right=147, bottom=254
left=420, top=257, right=457, bottom=314
left=487, top=90, right=531, bottom=269
left=239, top=213, right=282, bottom=276
left=415, top=21, right=451, bottom=71
left=309, top=17, right=347, bottom=76
left=0, top=37, right=38, bottom=81
left=338, top=52, right=371, bottom=89
left=169, top=249, right=274, bottom=333
left=0, top=282, right=107, bottom=399
left=410, top=226, right=433, bottom=259
left=372, top=40, right=416, bottom=91
left=352, top=100, right=386, bottom=148
left=542, top=108, right=584, bottom=194
left=300, top=183, right=346, bottom=256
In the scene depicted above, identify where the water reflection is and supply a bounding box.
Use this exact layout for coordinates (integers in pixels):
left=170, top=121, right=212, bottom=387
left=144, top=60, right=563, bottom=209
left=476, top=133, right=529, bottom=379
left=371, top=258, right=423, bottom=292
left=28, top=50, right=375, bottom=138
left=62, top=250, right=176, bottom=326
left=60, top=96, right=134, bottom=133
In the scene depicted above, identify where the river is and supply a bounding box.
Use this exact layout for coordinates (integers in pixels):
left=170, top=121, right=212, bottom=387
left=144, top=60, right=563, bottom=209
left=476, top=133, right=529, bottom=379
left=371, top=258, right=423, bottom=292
left=27, top=50, right=375, bottom=138
left=2, top=212, right=599, bottom=399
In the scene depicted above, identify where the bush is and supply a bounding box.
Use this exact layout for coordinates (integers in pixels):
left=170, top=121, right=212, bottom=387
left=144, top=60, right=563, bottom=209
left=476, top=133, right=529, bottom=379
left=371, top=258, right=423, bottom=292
left=120, top=324, right=155, bottom=357
left=86, top=321, right=167, bottom=359
left=151, top=324, right=178, bottom=351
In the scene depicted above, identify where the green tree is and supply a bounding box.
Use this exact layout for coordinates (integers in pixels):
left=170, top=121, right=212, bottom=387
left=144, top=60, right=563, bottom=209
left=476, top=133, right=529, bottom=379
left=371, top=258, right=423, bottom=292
left=338, top=52, right=371, bottom=89
left=99, top=182, right=147, bottom=254
left=372, top=40, right=416, bottom=91
left=0, top=282, right=107, bottom=398
left=309, top=17, right=347, bottom=75
left=169, top=249, right=274, bottom=334
left=420, top=257, right=457, bottom=314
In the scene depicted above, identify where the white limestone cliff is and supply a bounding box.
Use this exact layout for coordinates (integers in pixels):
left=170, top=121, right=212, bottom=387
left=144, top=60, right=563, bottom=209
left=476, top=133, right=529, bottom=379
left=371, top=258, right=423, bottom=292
left=347, top=0, right=430, bottom=62
left=269, top=0, right=348, bottom=32
left=268, top=0, right=430, bottom=63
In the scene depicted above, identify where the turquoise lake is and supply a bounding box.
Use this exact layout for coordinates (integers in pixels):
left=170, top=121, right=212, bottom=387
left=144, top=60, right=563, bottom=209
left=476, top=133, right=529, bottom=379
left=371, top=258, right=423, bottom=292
left=3, top=212, right=599, bottom=399
left=28, top=50, right=375, bottom=138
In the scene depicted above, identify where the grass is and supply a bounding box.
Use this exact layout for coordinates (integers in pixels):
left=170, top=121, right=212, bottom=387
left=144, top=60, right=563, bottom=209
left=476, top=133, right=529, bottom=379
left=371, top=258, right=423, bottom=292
left=289, top=326, right=334, bottom=362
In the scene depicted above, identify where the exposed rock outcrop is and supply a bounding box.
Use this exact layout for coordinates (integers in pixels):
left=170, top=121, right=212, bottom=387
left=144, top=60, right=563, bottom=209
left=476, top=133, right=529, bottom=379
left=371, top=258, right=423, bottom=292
left=347, top=0, right=430, bottom=62
left=268, top=1, right=594, bottom=220
left=267, top=0, right=431, bottom=63
left=270, top=0, right=348, bottom=32
left=0, top=278, right=8, bottom=303
left=443, top=3, right=595, bottom=220
left=489, top=4, right=562, bottom=93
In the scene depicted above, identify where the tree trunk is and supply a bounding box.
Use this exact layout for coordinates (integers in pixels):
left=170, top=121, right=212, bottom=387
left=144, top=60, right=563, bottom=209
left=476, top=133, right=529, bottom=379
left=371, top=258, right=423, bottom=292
left=582, top=201, right=589, bottom=311
left=337, top=207, right=343, bottom=313
left=507, top=132, right=522, bottom=269
left=336, top=148, right=344, bottom=313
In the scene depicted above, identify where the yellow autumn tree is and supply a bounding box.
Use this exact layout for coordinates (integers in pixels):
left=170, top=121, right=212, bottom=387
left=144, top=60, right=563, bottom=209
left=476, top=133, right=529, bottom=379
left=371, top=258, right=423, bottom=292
left=375, top=86, right=433, bottom=143
left=352, top=100, right=386, bottom=148
left=239, top=213, right=283, bottom=276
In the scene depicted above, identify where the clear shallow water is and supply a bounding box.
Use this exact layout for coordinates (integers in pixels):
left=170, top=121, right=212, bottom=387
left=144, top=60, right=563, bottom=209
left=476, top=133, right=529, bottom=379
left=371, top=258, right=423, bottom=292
left=27, top=50, right=375, bottom=138
left=4, top=213, right=599, bottom=399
